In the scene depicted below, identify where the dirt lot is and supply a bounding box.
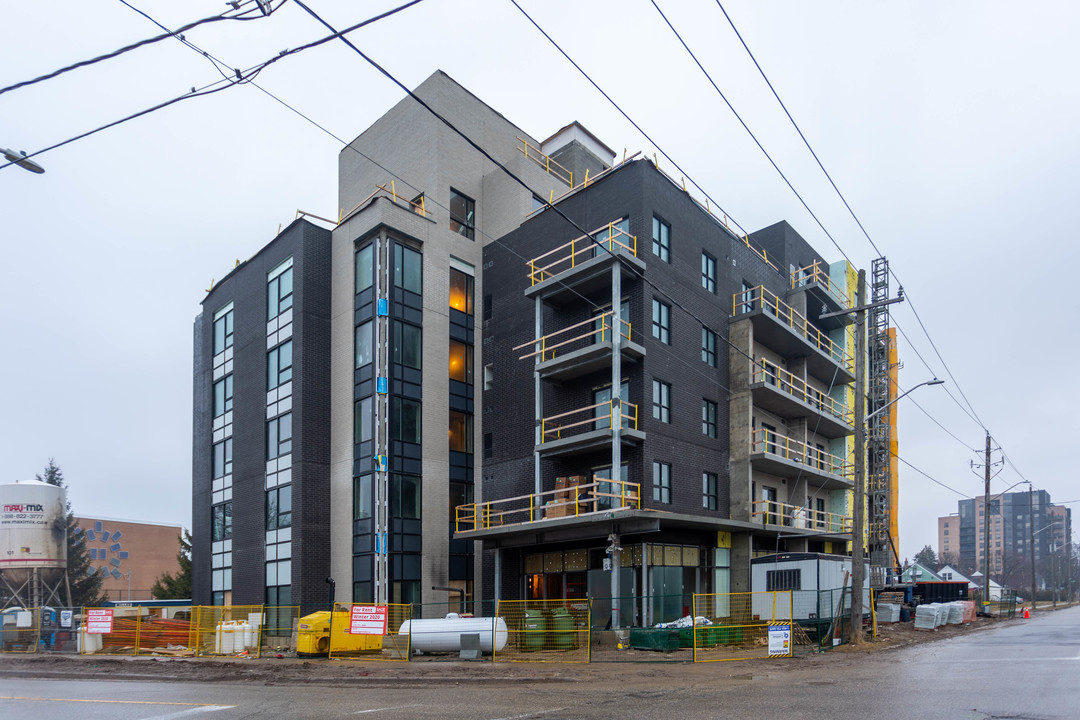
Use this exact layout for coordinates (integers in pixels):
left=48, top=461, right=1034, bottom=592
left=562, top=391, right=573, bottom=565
left=0, top=612, right=1026, bottom=688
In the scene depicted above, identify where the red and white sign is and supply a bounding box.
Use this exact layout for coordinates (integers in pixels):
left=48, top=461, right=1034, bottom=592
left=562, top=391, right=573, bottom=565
left=85, top=608, right=113, bottom=634
left=348, top=605, right=387, bottom=635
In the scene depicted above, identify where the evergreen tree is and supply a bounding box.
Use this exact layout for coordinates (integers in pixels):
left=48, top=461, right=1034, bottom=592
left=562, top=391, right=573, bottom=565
left=150, top=529, right=192, bottom=599
left=913, top=544, right=939, bottom=570
left=37, top=459, right=107, bottom=607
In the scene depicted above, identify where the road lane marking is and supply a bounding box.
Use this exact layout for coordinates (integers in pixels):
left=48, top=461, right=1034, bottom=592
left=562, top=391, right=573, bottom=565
left=353, top=704, right=424, bottom=714
left=0, top=696, right=232, bottom=707
left=147, top=707, right=233, bottom=719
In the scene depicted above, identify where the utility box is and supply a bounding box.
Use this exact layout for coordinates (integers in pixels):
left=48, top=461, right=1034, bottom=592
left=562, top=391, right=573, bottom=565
left=296, top=610, right=382, bottom=656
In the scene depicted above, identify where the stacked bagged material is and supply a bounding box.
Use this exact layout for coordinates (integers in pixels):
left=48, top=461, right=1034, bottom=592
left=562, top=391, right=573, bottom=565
left=914, top=603, right=941, bottom=630
left=960, top=601, right=976, bottom=623
left=947, top=602, right=964, bottom=624
left=878, top=603, right=902, bottom=623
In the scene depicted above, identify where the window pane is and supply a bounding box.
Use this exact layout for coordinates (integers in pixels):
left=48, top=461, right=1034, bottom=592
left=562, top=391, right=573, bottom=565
left=450, top=189, right=475, bottom=240
left=354, top=396, right=373, bottom=444
left=394, top=244, right=423, bottom=294
left=393, top=474, right=421, bottom=519
left=356, top=244, right=374, bottom=293
left=393, top=398, right=421, bottom=444
left=449, top=339, right=472, bottom=383
left=393, top=321, right=422, bottom=369
left=355, top=321, right=373, bottom=368
left=354, top=474, right=372, bottom=520
left=449, top=411, right=472, bottom=453
left=449, top=268, right=473, bottom=314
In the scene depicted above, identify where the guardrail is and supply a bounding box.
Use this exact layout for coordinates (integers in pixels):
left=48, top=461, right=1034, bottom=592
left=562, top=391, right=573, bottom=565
left=751, top=499, right=851, bottom=533
left=527, top=221, right=637, bottom=285
left=734, top=285, right=854, bottom=372
left=514, top=312, right=632, bottom=361
left=750, top=429, right=852, bottom=478
left=790, top=260, right=851, bottom=309
left=540, top=399, right=638, bottom=442
left=455, top=479, right=641, bottom=533
left=751, top=363, right=854, bottom=426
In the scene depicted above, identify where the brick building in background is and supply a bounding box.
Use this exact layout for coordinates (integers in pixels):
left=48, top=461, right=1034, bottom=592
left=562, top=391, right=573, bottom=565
left=74, top=517, right=182, bottom=601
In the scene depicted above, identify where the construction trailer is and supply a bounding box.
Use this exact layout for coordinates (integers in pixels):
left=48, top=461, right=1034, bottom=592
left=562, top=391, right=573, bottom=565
left=751, top=553, right=870, bottom=621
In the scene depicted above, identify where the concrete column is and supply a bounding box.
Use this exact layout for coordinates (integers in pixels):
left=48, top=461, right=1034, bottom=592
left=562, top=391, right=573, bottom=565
left=728, top=319, right=754, bottom=523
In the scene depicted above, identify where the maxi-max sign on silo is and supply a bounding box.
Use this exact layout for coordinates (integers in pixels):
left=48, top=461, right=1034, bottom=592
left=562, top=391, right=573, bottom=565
left=1, top=504, right=48, bottom=524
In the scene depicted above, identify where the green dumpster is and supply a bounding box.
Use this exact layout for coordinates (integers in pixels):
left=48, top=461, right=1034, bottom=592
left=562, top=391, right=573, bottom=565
left=628, top=628, right=680, bottom=652
left=522, top=608, right=546, bottom=651
left=551, top=607, right=574, bottom=650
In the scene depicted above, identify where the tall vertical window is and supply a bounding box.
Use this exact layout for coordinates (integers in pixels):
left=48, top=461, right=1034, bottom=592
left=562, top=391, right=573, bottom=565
left=653, top=461, right=671, bottom=504
left=449, top=339, right=473, bottom=384
left=391, top=397, right=421, bottom=444
left=651, top=299, right=670, bottom=344
left=213, top=438, right=232, bottom=478
left=702, top=327, right=717, bottom=367
left=354, top=397, right=373, bottom=444
left=268, top=340, right=293, bottom=389
left=266, top=485, right=292, bottom=529
left=391, top=474, right=421, bottom=519
left=267, top=412, right=293, bottom=459
left=449, top=267, right=474, bottom=314
left=394, top=244, right=423, bottom=294
left=482, top=294, right=493, bottom=321
left=211, top=502, right=232, bottom=541
left=449, top=189, right=475, bottom=240
left=483, top=433, right=493, bottom=459
left=355, top=321, right=373, bottom=368
left=703, top=473, right=719, bottom=510
left=738, top=281, right=754, bottom=313
left=703, top=400, right=717, bottom=438
left=701, top=252, right=716, bottom=293
left=267, top=259, right=293, bottom=320
left=448, top=411, right=473, bottom=453
left=652, top=379, right=671, bottom=423
left=354, top=474, right=373, bottom=520
left=213, top=305, right=233, bottom=354
left=392, top=320, right=422, bottom=369
left=213, top=375, right=233, bottom=417
left=652, top=216, right=670, bottom=262
left=355, top=243, right=374, bottom=293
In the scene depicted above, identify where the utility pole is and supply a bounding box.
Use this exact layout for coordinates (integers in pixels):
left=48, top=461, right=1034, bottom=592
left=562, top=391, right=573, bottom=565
left=850, top=270, right=867, bottom=645
left=983, top=432, right=991, bottom=614
left=1029, top=485, right=1037, bottom=612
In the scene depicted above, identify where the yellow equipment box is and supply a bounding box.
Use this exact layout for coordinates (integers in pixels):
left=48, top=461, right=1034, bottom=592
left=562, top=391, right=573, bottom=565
left=297, top=609, right=382, bottom=656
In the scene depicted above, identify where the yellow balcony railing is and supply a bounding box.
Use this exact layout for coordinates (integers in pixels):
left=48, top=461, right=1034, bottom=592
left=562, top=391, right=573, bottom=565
left=455, top=479, right=642, bottom=533
left=517, top=136, right=574, bottom=187
left=750, top=429, right=852, bottom=479
left=733, top=285, right=854, bottom=372
left=790, top=260, right=852, bottom=309
left=540, top=399, right=638, bottom=442
left=527, top=222, right=637, bottom=286
left=513, top=312, right=632, bottom=361
left=752, top=500, right=851, bottom=533
left=751, top=363, right=854, bottom=427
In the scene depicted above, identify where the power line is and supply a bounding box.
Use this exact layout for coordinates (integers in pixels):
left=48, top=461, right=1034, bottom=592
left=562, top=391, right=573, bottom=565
left=893, top=451, right=972, bottom=498
left=506, top=0, right=760, bottom=253
left=649, top=0, right=853, bottom=267
left=712, top=0, right=990, bottom=438
left=0, top=0, right=426, bottom=173
left=0, top=0, right=271, bottom=97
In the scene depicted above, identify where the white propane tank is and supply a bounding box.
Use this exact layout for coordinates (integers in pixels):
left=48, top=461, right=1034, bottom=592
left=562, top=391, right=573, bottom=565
left=214, top=623, right=223, bottom=654
left=220, top=622, right=235, bottom=654
left=397, top=615, right=508, bottom=653
left=244, top=621, right=256, bottom=650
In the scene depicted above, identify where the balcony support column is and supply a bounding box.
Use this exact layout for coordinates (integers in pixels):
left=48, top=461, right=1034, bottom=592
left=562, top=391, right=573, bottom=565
left=533, top=296, right=543, bottom=504
left=610, top=261, right=623, bottom=631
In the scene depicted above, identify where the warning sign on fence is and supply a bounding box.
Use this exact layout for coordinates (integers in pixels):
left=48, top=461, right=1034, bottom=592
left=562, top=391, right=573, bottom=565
left=348, top=605, right=387, bottom=635
left=86, top=608, right=113, bottom=634
left=767, top=622, right=792, bottom=657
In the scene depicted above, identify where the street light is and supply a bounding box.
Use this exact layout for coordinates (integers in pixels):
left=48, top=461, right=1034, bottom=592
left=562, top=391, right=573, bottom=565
left=1032, top=519, right=1062, bottom=610
left=865, top=378, right=944, bottom=424
left=2, top=147, right=45, bottom=174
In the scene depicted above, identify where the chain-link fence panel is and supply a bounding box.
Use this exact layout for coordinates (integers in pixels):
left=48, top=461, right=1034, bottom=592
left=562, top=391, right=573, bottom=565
left=329, top=603, right=412, bottom=661
left=190, top=605, right=263, bottom=657
left=494, top=599, right=590, bottom=663
left=691, top=591, right=793, bottom=662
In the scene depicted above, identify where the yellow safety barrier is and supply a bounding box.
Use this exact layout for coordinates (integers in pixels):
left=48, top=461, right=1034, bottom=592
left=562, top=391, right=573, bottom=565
left=494, top=599, right=590, bottom=663
left=189, top=605, right=264, bottom=657
left=329, top=603, right=412, bottom=661
left=0, top=608, right=42, bottom=653
left=691, top=591, right=794, bottom=662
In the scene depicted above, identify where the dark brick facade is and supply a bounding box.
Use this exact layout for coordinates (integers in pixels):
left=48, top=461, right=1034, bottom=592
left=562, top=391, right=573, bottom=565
left=192, top=219, right=332, bottom=606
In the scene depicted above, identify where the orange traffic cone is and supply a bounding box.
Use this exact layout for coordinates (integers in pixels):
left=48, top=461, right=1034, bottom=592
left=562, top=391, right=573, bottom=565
left=1023, top=607, right=1030, bottom=619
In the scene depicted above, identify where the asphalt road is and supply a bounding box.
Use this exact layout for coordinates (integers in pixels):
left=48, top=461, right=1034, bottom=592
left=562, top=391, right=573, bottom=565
left=1, top=608, right=1077, bottom=719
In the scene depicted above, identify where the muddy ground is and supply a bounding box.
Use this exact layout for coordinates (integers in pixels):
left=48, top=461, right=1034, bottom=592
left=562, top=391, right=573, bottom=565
left=0, top=613, right=1024, bottom=688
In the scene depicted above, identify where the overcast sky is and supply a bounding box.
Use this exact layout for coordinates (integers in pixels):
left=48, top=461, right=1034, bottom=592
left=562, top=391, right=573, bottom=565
left=2, top=1, right=1076, bottom=562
